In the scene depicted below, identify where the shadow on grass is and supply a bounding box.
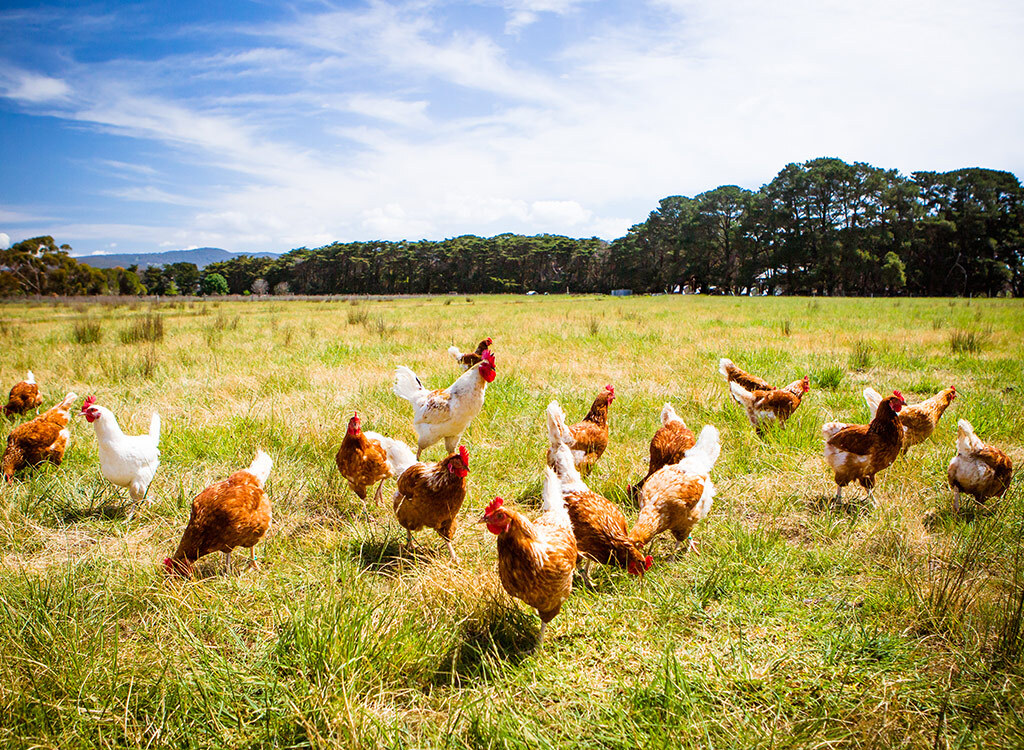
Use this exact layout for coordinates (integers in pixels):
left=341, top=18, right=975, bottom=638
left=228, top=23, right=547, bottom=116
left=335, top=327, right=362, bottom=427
left=349, top=536, right=446, bottom=576
left=807, top=493, right=872, bottom=518
left=922, top=503, right=997, bottom=530
left=60, top=504, right=128, bottom=523
left=431, top=598, right=537, bottom=687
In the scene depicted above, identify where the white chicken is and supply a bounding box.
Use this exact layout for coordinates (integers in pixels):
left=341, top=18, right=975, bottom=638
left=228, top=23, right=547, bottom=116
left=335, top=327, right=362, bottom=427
left=81, top=396, right=161, bottom=517
left=393, top=349, right=496, bottom=459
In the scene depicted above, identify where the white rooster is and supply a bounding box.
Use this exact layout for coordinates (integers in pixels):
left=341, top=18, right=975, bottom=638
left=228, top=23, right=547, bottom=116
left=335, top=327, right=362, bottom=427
left=81, top=396, right=161, bottom=518
left=393, top=349, right=496, bottom=459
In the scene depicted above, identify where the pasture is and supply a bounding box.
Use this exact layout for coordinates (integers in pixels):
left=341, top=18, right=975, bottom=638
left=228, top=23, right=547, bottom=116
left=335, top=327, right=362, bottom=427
left=1, top=294, right=1023, bottom=749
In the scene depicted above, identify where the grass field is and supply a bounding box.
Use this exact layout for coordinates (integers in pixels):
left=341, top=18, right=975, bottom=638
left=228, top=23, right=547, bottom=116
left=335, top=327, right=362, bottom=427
left=1, top=294, right=1023, bottom=749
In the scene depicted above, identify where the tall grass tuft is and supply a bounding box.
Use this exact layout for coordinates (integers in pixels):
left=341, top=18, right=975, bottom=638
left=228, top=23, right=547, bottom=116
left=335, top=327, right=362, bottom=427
left=905, top=515, right=1004, bottom=638
left=849, top=340, right=873, bottom=370
left=778, top=319, right=793, bottom=336
left=119, top=312, right=164, bottom=344
left=949, top=328, right=989, bottom=355
left=348, top=307, right=370, bottom=325
left=814, top=364, right=844, bottom=390
left=70, top=317, right=102, bottom=344
left=369, top=315, right=395, bottom=337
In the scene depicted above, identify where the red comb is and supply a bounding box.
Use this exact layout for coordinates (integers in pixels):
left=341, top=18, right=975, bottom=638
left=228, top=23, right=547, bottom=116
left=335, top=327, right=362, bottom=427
left=459, top=445, right=469, bottom=465
left=485, top=337, right=492, bottom=345
left=605, top=384, right=614, bottom=394
left=481, top=350, right=495, bottom=366
left=82, top=395, right=97, bottom=411
left=893, top=389, right=904, bottom=401
left=485, top=497, right=503, bottom=516
left=645, top=555, right=653, bottom=570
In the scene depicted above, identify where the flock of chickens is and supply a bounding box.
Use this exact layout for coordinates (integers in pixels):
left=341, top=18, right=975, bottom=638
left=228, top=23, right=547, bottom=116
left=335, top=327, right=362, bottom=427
left=1, top=339, right=1016, bottom=646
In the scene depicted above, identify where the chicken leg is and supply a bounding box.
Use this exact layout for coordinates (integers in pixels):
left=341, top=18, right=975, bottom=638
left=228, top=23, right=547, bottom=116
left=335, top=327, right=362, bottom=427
left=581, top=559, right=596, bottom=589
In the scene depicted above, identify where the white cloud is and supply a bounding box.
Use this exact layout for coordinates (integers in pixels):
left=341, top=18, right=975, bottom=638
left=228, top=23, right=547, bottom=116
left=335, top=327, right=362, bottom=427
left=0, top=69, right=70, bottom=103
left=105, top=186, right=202, bottom=206
left=345, top=95, right=430, bottom=127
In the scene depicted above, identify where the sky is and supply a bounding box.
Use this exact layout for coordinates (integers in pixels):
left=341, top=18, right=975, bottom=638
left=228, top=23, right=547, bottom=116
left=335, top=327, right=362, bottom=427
left=1, top=0, right=1023, bottom=256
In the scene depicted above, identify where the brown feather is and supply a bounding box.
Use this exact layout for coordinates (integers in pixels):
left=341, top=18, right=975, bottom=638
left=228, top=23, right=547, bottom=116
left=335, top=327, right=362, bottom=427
left=4, top=380, right=42, bottom=416
left=335, top=430, right=389, bottom=499
left=2, top=395, right=75, bottom=479
left=171, top=469, right=272, bottom=564
left=825, top=396, right=904, bottom=489
left=896, top=387, right=956, bottom=449
left=722, top=362, right=775, bottom=392
left=495, top=508, right=577, bottom=623
left=563, top=489, right=645, bottom=570
left=630, top=469, right=707, bottom=547
left=392, top=453, right=468, bottom=544
left=635, top=420, right=696, bottom=492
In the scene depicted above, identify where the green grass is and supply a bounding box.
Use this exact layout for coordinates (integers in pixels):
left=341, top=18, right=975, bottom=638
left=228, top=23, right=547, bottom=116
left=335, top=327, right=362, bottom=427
left=1, top=295, right=1024, bottom=748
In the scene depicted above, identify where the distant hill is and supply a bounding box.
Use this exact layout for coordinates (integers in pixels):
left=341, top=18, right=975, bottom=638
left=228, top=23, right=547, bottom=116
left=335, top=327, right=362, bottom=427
left=72, top=247, right=279, bottom=270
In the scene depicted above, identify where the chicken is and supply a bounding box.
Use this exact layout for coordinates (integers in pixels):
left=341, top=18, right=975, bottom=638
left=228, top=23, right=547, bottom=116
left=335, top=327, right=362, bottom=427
left=719, top=358, right=776, bottom=392
left=164, top=450, right=273, bottom=577
left=545, top=386, right=614, bottom=473
left=728, top=376, right=810, bottom=433
left=335, top=412, right=417, bottom=504
left=4, top=370, right=43, bottom=417
left=2, top=392, right=77, bottom=481
left=629, top=425, right=720, bottom=557
left=823, top=390, right=906, bottom=503
left=548, top=416, right=651, bottom=585
left=81, top=396, right=161, bottom=518
left=864, top=385, right=956, bottom=451
left=394, top=350, right=496, bottom=460
left=392, top=446, right=470, bottom=562
left=629, top=403, right=696, bottom=498
left=947, top=419, right=1014, bottom=512
left=448, top=337, right=493, bottom=370
left=478, top=468, right=578, bottom=646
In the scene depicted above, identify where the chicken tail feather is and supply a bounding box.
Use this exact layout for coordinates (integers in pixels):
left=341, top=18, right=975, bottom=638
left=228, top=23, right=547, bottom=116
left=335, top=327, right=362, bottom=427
left=678, top=425, right=721, bottom=475
left=862, top=387, right=883, bottom=419
left=248, top=449, right=273, bottom=486
left=393, top=366, right=423, bottom=402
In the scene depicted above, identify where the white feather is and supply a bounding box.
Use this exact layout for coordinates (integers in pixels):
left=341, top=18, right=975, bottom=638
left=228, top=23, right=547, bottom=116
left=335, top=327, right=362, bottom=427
left=863, top=387, right=883, bottom=420
left=89, top=405, right=161, bottom=501
left=674, top=425, right=721, bottom=476
left=364, top=431, right=417, bottom=477
left=660, top=402, right=682, bottom=427
left=247, top=449, right=273, bottom=486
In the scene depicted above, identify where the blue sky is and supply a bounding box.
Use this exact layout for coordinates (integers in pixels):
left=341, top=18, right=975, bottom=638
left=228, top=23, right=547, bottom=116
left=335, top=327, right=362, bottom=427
left=1, top=0, right=1023, bottom=256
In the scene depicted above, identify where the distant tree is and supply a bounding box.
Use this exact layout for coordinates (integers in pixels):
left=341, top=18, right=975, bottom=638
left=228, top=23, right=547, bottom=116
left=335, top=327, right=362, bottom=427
left=143, top=265, right=169, bottom=295
left=167, top=262, right=200, bottom=295
left=201, top=272, right=229, bottom=296
left=0, top=236, right=107, bottom=296
left=251, top=278, right=269, bottom=296
left=273, top=281, right=291, bottom=296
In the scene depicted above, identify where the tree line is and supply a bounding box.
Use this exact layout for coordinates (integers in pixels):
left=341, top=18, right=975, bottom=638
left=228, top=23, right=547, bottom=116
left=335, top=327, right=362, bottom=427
left=3, top=158, right=1021, bottom=298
